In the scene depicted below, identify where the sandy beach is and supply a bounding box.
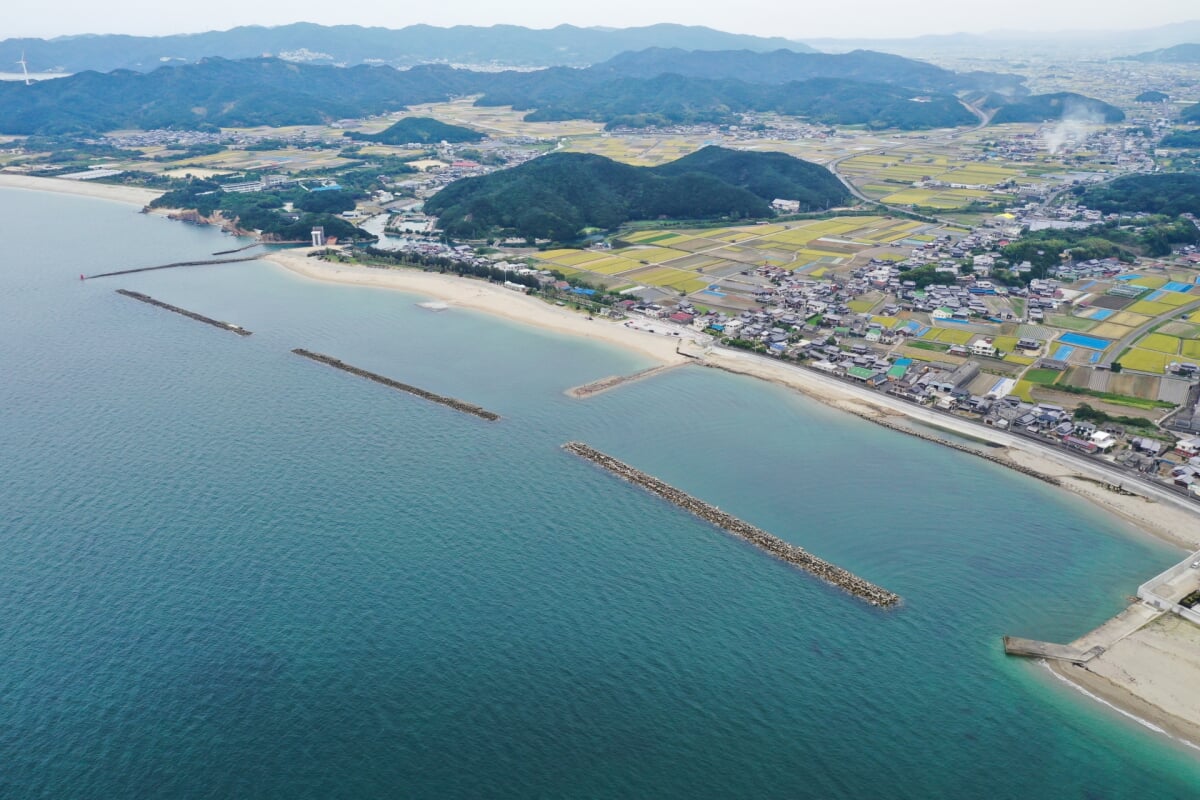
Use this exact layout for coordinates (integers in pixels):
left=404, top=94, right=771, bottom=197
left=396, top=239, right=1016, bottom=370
left=1048, top=615, right=1200, bottom=750
left=0, top=173, right=163, bottom=206
left=265, top=248, right=691, bottom=367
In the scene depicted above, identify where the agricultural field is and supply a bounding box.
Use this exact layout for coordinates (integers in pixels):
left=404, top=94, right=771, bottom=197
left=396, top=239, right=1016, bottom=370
left=401, top=98, right=604, bottom=138
left=1119, top=348, right=1173, bottom=374
left=560, top=134, right=711, bottom=166
left=533, top=215, right=949, bottom=299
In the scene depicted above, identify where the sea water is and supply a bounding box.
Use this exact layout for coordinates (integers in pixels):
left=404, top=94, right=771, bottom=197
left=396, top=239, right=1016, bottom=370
left=2, top=188, right=1199, bottom=798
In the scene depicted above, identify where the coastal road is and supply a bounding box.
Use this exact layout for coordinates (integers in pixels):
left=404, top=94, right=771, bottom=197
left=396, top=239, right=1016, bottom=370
left=709, top=346, right=1200, bottom=518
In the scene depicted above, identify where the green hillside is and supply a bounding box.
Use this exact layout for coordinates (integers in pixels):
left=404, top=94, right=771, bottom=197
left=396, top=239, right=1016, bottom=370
left=347, top=117, right=484, bottom=144
left=1128, top=43, right=1200, bottom=64
left=1160, top=129, right=1200, bottom=147
left=513, top=74, right=976, bottom=130
left=1077, top=174, right=1200, bottom=217
left=423, top=146, right=850, bottom=241
left=989, top=92, right=1125, bottom=124
left=0, top=53, right=1004, bottom=135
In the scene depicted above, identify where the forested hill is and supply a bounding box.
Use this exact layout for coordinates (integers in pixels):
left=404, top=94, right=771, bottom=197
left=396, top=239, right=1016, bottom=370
left=1127, top=43, right=1200, bottom=63
left=592, top=48, right=1026, bottom=95
left=0, top=22, right=816, bottom=73
left=0, top=52, right=1124, bottom=136
left=0, top=54, right=993, bottom=135
left=423, top=147, right=851, bottom=241
left=987, top=92, right=1126, bottom=124
left=0, top=59, right=470, bottom=134
left=506, top=74, right=977, bottom=130
left=346, top=117, right=484, bottom=145
left=1076, top=174, right=1200, bottom=217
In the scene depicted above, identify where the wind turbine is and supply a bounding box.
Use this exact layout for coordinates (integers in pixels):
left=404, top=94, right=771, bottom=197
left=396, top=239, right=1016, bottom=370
left=17, top=51, right=31, bottom=85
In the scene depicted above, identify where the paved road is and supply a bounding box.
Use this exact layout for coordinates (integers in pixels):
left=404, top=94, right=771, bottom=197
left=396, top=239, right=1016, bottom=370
left=826, top=98, right=994, bottom=221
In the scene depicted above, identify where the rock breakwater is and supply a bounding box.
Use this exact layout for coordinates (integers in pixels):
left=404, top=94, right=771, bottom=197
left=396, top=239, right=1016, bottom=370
left=566, top=363, right=684, bottom=399
left=291, top=349, right=500, bottom=421
left=563, top=441, right=900, bottom=608
left=115, top=290, right=251, bottom=336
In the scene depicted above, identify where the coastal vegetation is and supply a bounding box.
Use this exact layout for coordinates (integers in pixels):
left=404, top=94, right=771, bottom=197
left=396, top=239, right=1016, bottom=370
left=150, top=179, right=372, bottom=241
left=423, top=146, right=850, bottom=241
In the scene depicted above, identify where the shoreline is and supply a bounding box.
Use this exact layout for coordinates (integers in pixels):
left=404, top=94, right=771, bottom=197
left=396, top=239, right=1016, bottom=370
left=264, top=249, right=691, bottom=367
left=270, top=250, right=1200, bottom=551
left=1046, top=659, right=1200, bottom=753
left=267, top=253, right=1200, bottom=753
left=0, top=173, right=163, bottom=206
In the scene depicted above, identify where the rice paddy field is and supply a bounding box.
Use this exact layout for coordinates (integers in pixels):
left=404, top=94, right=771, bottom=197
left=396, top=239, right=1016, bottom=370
left=559, top=135, right=714, bottom=166
left=400, top=98, right=605, bottom=138
left=534, top=216, right=942, bottom=298
left=831, top=127, right=1077, bottom=210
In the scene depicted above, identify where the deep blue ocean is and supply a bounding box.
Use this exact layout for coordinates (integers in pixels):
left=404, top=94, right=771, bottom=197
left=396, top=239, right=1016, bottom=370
left=2, top=188, right=1199, bottom=798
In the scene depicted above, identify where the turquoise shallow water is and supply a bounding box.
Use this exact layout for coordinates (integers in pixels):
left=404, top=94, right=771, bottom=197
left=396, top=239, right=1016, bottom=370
left=2, top=188, right=1200, bottom=798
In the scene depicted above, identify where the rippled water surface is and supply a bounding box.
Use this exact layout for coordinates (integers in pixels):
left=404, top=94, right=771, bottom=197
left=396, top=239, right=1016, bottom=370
left=2, top=189, right=1199, bottom=798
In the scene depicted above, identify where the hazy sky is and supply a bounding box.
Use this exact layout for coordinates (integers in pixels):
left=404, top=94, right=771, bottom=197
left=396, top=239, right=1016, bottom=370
left=9, top=0, right=1197, bottom=40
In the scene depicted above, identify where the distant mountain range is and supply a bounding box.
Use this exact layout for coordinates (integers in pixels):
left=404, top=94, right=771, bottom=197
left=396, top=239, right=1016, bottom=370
left=423, top=146, right=850, bottom=240
left=1126, top=43, right=1200, bottom=63
left=0, top=47, right=1124, bottom=136
left=804, top=20, right=1200, bottom=57
left=0, top=22, right=815, bottom=73
left=1, top=49, right=1033, bottom=135
left=593, top=48, right=1024, bottom=94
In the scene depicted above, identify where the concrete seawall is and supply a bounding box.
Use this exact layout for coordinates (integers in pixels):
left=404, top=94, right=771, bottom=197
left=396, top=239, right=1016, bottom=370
left=116, top=290, right=251, bottom=336
left=563, top=441, right=900, bottom=608
left=855, top=412, right=1062, bottom=486
left=291, top=349, right=500, bottom=421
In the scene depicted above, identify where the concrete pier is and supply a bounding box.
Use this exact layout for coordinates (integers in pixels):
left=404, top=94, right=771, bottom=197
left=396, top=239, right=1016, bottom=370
left=116, top=290, right=251, bottom=336
left=563, top=441, right=900, bottom=608
left=291, top=349, right=500, bottom=421
left=1002, top=636, right=1102, bottom=664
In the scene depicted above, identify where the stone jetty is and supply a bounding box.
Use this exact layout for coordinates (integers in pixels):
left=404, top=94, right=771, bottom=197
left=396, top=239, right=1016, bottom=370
left=116, top=290, right=251, bottom=336
left=84, top=255, right=258, bottom=280
left=291, top=349, right=500, bottom=421
left=563, top=441, right=900, bottom=608
left=566, top=363, right=684, bottom=399
left=211, top=242, right=264, bottom=256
